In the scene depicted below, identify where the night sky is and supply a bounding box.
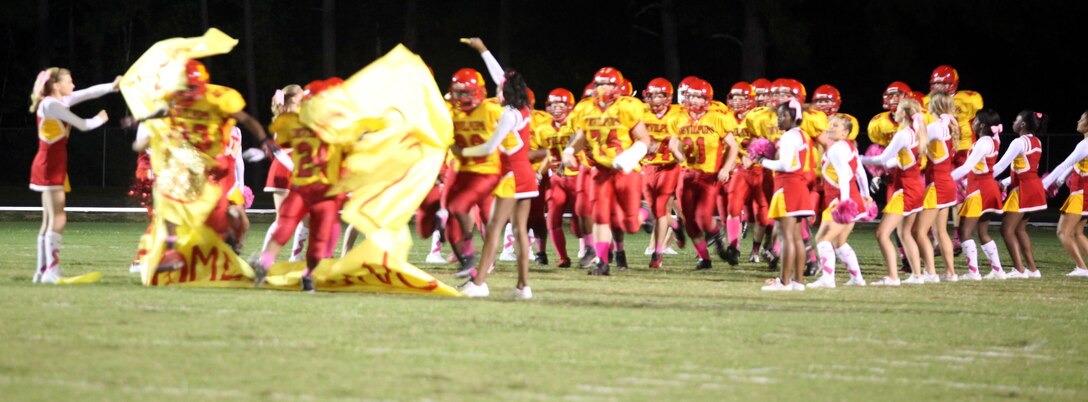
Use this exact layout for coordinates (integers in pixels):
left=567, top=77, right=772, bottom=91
left=1, top=0, right=1086, bottom=192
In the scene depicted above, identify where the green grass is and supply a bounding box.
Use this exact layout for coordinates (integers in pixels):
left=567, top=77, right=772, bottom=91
left=2, top=218, right=1087, bottom=401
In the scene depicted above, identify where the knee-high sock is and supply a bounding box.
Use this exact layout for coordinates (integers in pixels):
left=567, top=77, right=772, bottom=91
left=836, top=244, right=862, bottom=279
left=693, top=240, right=710, bottom=260
left=429, top=229, right=443, bottom=254
left=980, top=240, right=1004, bottom=272
left=35, top=234, right=46, bottom=279
left=595, top=242, right=611, bottom=264
left=289, top=225, right=309, bottom=262
left=261, top=221, right=279, bottom=253
left=502, top=223, right=515, bottom=255
left=45, top=231, right=62, bottom=274
left=726, top=218, right=742, bottom=248
left=817, top=241, right=836, bottom=276
left=962, top=239, right=979, bottom=273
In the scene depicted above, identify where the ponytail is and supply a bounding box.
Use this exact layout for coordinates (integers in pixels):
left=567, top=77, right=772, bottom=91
left=29, top=67, right=69, bottom=113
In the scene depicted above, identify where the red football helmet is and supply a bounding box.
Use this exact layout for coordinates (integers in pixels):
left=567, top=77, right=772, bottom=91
left=644, top=77, right=674, bottom=113
left=582, top=82, right=595, bottom=100
left=176, top=60, right=210, bottom=105
left=906, top=91, right=925, bottom=107
left=677, top=76, right=700, bottom=107
left=772, top=78, right=806, bottom=103
left=930, top=65, right=959, bottom=94
left=593, top=67, right=625, bottom=103
left=751, top=78, right=772, bottom=107
left=449, top=68, right=487, bottom=112
left=727, top=81, right=753, bottom=113
left=812, top=84, right=841, bottom=115
left=303, top=77, right=344, bottom=101
left=686, top=79, right=714, bottom=114
left=882, top=81, right=911, bottom=112
left=546, top=88, right=575, bottom=121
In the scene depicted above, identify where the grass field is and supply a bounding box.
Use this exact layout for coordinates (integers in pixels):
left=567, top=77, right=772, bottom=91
left=2, top=217, right=1087, bottom=401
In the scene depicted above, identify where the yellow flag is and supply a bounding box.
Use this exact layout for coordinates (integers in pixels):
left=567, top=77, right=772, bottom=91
left=141, top=219, right=255, bottom=287
left=120, top=28, right=239, bottom=119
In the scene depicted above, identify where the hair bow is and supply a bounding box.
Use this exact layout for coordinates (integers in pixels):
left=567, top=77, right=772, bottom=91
left=990, top=124, right=1003, bottom=135
left=32, top=70, right=50, bottom=96
left=1035, top=112, right=1043, bottom=119
left=788, top=99, right=802, bottom=119
left=271, top=89, right=285, bottom=106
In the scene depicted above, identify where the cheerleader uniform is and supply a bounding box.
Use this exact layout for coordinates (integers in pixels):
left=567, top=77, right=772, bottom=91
left=861, top=126, right=924, bottom=216
left=1042, top=138, right=1088, bottom=216
left=464, top=105, right=539, bottom=199
left=993, top=134, right=1046, bottom=213
left=923, top=114, right=958, bottom=210
left=821, top=140, right=871, bottom=223
left=952, top=136, right=1003, bottom=218
left=264, top=150, right=294, bottom=193
left=30, top=83, right=115, bottom=192
left=763, top=127, right=815, bottom=218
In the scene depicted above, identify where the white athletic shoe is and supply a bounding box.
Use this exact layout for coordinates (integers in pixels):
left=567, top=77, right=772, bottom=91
left=761, top=278, right=792, bottom=292
left=577, top=247, right=587, bottom=259
left=129, top=262, right=143, bottom=274
left=32, top=270, right=41, bottom=283
left=644, top=245, right=655, bottom=256
left=499, top=248, right=517, bottom=262
left=806, top=274, right=837, bottom=289
left=1025, top=269, right=1041, bottom=279
left=38, top=267, right=61, bottom=284
left=1066, top=267, right=1088, bottom=277
left=983, top=270, right=1007, bottom=280
left=845, top=276, right=867, bottom=287
left=870, top=276, right=901, bottom=287
left=459, top=281, right=490, bottom=298
left=902, top=274, right=925, bottom=285
left=961, top=271, right=983, bottom=281
left=512, top=286, right=533, bottom=300
left=940, top=273, right=959, bottom=283
left=790, top=281, right=806, bottom=291
left=1004, top=270, right=1026, bottom=279
left=663, top=247, right=679, bottom=255
left=923, top=273, right=941, bottom=283
left=425, top=250, right=448, bottom=264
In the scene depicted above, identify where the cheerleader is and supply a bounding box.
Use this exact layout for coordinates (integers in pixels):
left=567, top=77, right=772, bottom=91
left=860, top=98, right=926, bottom=286
left=807, top=115, right=871, bottom=288
left=757, top=100, right=814, bottom=291
left=458, top=38, right=538, bottom=298
left=915, top=92, right=959, bottom=282
left=251, top=85, right=312, bottom=262
left=992, top=110, right=1048, bottom=278
left=1041, top=111, right=1088, bottom=277
left=950, top=109, right=1006, bottom=280
left=28, top=68, right=119, bottom=283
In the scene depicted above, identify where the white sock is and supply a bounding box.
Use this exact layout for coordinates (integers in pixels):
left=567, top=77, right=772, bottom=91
left=502, top=223, right=515, bottom=255
left=429, top=229, right=443, bottom=254
left=340, top=224, right=354, bottom=258
left=836, top=244, right=862, bottom=279
left=261, top=221, right=278, bottom=253
left=36, top=234, right=46, bottom=276
left=289, top=225, right=309, bottom=262
left=817, top=241, right=836, bottom=277
left=45, top=231, right=62, bottom=274
left=528, top=228, right=537, bottom=252
left=980, top=240, right=1003, bottom=272
left=962, top=239, right=979, bottom=273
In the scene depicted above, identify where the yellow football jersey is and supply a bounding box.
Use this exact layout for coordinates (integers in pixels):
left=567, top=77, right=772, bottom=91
left=642, top=104, right=683, bottom=165
left=530, top=110, right=553, bottom=172
left=671, top=110, right=736, bottom=174
left=709, top=100, right=731, bottom=116
left=574, top=96, right=647, bottom=169
left=542, top=119, right=583, bottom=176
left=168, top=84, right=245, bottom=157
left=867, top=112, right=899, bottom=147
left=451, top=98, right=504, bottom=175
left=742, top=106, right=779, bottom=141
left=268, top=112, right=345, bottom=187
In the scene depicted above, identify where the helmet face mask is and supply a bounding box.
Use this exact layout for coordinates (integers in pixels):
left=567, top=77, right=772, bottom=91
left=882, top=81, right=911, bottom=112
left=812, top=84, right=841, bottom=115
left=644, top=78, right=674, bottom=114
left=177, top=60, right=210, bottom=106
left=727, top=82, right=753, bottom=113
left=930, top=65, right=960, bottom=94
left=546, top=88, right=575, bottom=122
left=685, top=80, right=713, bottom=115
left=592, top=67, right=624, bottom=103
left=450, top=68, right=486, bottom=112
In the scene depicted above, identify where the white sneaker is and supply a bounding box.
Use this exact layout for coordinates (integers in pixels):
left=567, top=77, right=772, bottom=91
left=923, top=273, right=940, bottom=283
left=791, top=281, right=806, bottom=291
left=983, top=270, right=1006, bottom=280
left=499, top=248, right=517, bottom=262
left=512, top=286, right=533, bottom=300
left=38, top=267, right=61, bottom=284
left=940, top=273, right=959, bottom=282
left=577, top=248, right=587, bottom=259
left=459, top=281, right=490, bottom=297
left=32, top=270, right=41, bottom=283
left=902, top=274, right=925, bottom=285
left=425, top=250, right=448, bottom=263
left=870, top=276, right=901, bottom=287
left=644, top=245, right=654, bottom=256
left=129, top=262, right=143, bottom=274
left=806, top=274, right=837, bottom=289
left=1005, top=270, right=1025, bottom=279
left=961, top=271, right=983, bottom=281
left=663, top=247, right=679, bottom=255
left=1025, top=269, right=1041, bottom=279
left=845, top=276, right=867, bottom=287
left=1066, top=267, right=1088, bottom=277
left=761, top=278, right=792, bottom=292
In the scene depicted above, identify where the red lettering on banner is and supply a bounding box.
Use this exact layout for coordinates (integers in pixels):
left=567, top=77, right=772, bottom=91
left=396, top=273, right=438, bottom=291
left=220, top=255, right=243, bottom=281
left=361, top=261, right=393, bottom=285
left=192, top=245, right=219, bottom=281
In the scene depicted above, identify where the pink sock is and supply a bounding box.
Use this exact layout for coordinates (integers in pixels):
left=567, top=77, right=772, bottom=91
left=726, top=218, right=742, bottom=247
left=639, top=207, right=650, bottom=222
left=654, top=242, right=665, bottom=253
left=259, top=251, right=276, bottom=268
left=962, top=239, right=979, bottom=273
left=773, top=240, right=781, bottom=255
left=595, top=242, right=611, bottom=264
left=817, top=241, right=835, bottom=276
left=694, top=240, right=710, bottom=260
left=801, top=222, right=811, bottom=241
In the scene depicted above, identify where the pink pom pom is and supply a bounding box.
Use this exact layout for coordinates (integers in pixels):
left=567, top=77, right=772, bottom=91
left=1041, top=172, right=1060, bottom=198
left=860, top=198, right=879, bottom=222
left=748, top=138, right=776, bottom=161
left=831, top=199, right=859, bottom=224
left=863, top=144, right=886, bottom=177
left=954, top=180, right=966, bottom=203
left=243, top=186, right=255, bottom=209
